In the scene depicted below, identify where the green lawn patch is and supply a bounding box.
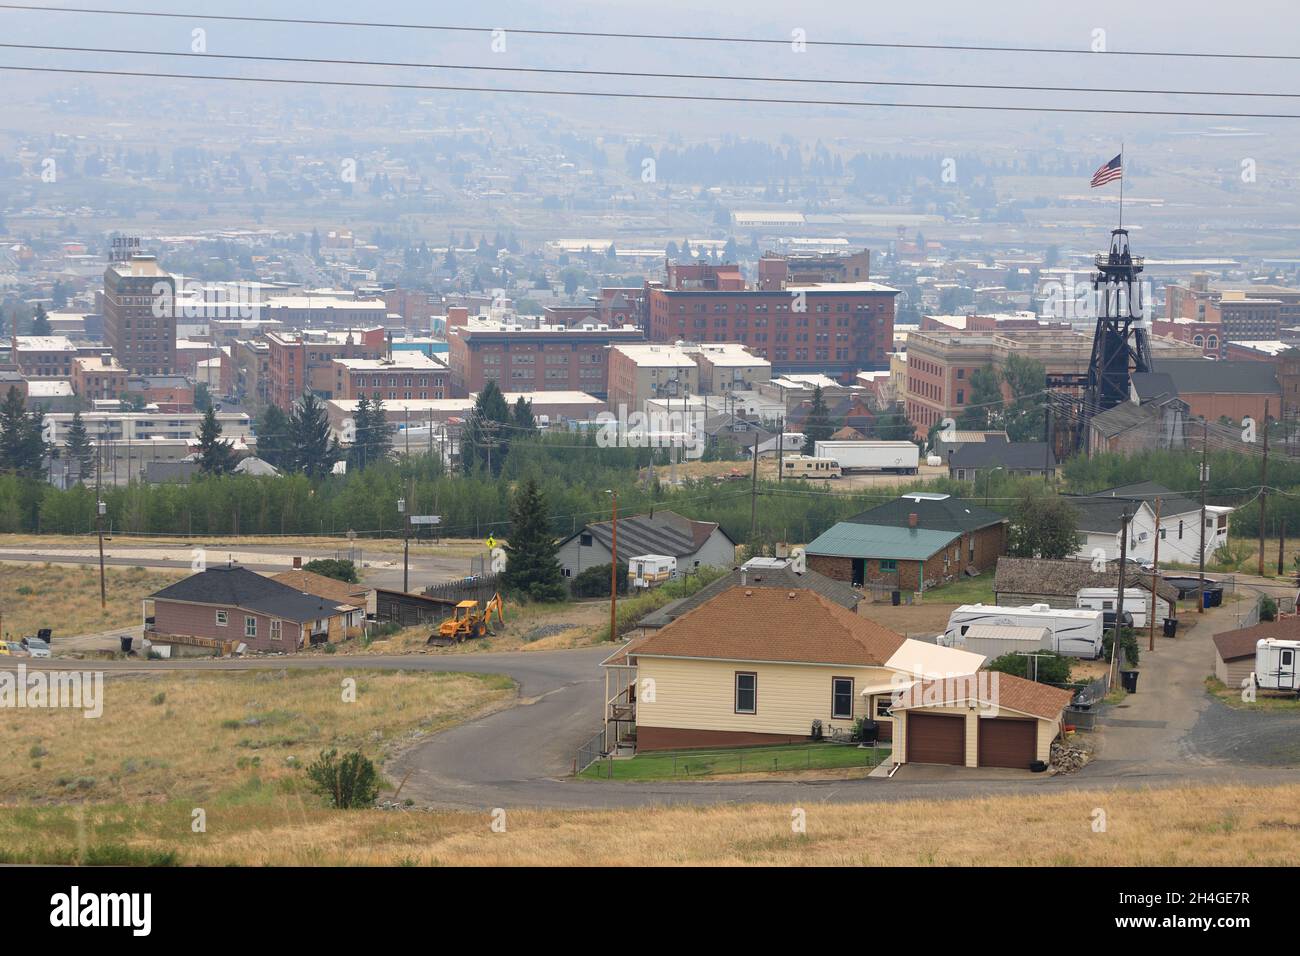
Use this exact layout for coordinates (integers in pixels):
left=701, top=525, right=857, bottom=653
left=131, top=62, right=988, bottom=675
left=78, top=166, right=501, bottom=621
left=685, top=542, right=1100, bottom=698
left=580, top=742, right=889, bottom=780
left=1205, top=676, right=1300, bottom=710
left=924, top=571, right=995, bottom=606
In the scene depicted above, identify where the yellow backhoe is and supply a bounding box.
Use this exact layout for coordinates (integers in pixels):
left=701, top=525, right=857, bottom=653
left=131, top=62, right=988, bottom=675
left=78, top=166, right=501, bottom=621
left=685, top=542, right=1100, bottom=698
left=429, top=593, right=505, bottom=644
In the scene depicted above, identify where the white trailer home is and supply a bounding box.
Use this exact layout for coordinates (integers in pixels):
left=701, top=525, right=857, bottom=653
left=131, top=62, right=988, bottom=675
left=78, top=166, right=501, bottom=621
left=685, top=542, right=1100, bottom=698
left=1254, top=639, right=1300, bottom=692
left=944, top=604, right=1104, bottom=659
left=1076, top=587, right=1172, bottom=630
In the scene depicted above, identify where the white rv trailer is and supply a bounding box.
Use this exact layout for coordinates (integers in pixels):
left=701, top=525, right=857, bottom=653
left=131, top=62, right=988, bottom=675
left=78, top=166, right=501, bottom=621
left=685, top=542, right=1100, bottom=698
left=956, top=624, right=1052, bottom=659
left=1253, top=639, right=1300, bottom=692
left=944, top=604, right=1105, bottom=659
left=1076, top=587, right=1169, bottom=629
left=628, top=554, right=677, bottom=589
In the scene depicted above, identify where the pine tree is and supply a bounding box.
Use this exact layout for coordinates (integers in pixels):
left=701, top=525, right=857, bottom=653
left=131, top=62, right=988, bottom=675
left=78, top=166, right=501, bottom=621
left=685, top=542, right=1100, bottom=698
left=255, top=404, right=291, bottom=469
left=461, top=380, right=512, bottom=476
left=197, top=406, right=235, bottom=475
left=290, top=392, right=339, bottom=478
left=802, top=386, right=835, bottom=447
left=31, top=304, right=51, bottom=336
left=500, top=477, right=566, bottom=602
left=512, top=396, right=536, bottom=430
left=65, top=409, right=95, bottom=484
left=347, top=395, right=372, bottom=470
left=367, top=396, right=393, bottom=464
left=0, top=386, right=34, bottom=474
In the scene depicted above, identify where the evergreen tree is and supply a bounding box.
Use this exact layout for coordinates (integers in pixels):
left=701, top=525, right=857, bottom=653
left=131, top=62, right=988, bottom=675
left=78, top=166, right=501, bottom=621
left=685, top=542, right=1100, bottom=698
left=512, top=396, right=536, bottom=430
left=290, top=392, right=339, bottom=478
left=30, top=304, right=51, bottom=336
left=802, top=386, right=835, bottom=447
left=65, top=409, right=95, bottom=484
left=255, top=404, right=292, bottom=469
left=0, top=387, right=45, bottom=476
left=367, top=396, right=393, bottom=464
left=959, top=365, right=1004, bottom=430
left=461, top=380, right=512, bottom=476
left=347, top=395, right=373, bottom=470
left=197, top=406, right=236, bottom=475
left=1003, top=354, right=1047, bottom=442
left=500, top=477, right=566, bottom=602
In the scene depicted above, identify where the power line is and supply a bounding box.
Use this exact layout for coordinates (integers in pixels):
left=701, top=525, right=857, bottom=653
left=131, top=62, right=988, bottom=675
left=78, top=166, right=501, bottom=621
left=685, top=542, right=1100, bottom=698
left=3, top=42, right=1299, bottom=100
left=2, top=5, right=1298, bottom=62
left=6, top=64, right=1300, bottom=119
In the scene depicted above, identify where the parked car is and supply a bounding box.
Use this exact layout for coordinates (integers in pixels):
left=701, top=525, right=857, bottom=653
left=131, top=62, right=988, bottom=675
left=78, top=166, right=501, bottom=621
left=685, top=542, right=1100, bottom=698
left=3, top=642, right=27, bottom=657
left=1102, top=610, right=1135, bottom=630
left=22, top=638, right=50, bottom=659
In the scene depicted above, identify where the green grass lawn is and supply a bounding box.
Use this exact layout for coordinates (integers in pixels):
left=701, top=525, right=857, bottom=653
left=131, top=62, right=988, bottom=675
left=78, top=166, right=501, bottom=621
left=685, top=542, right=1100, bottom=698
left=1205, top=676, right=1300, bottom=710
left=923, top=571, right=995, bottom=606
left=580, top=742, right=889, bottom=780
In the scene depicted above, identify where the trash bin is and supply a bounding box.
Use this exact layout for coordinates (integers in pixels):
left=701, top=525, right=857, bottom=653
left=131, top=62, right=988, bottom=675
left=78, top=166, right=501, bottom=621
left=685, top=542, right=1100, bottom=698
left=891, top=590, right=901, bottom=606
left=119, top=636, right=133, bottom=653
left=1162, top=617, right=1178, bottom=638
left=1204, top=588, right=1223, bottom=608
left=1120, top=669, right=1139, bottom=693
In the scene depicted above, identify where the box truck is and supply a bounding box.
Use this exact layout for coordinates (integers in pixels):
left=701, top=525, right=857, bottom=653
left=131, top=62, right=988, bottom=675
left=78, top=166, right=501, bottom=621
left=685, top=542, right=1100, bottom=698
left=943, top=604, right=1105, bottom=659
left=813, top=440, right=919, bottom=474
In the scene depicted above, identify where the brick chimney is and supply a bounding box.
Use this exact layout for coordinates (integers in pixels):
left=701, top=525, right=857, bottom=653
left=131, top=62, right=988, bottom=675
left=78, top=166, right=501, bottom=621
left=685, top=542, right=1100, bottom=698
left=908, top=512, right=919, bottom=529
left=447, top=306, right=469, bottom=328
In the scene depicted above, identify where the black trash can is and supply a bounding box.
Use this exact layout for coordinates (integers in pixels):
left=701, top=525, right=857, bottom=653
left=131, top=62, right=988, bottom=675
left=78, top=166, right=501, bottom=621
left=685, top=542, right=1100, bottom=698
left=891, top=590, right=901, bottom=606
left=119, top=636, right=133, bottom=653
left=1162, top=617, right=1178, bottom=638
left=1120, top=669, right=1139, bottom=693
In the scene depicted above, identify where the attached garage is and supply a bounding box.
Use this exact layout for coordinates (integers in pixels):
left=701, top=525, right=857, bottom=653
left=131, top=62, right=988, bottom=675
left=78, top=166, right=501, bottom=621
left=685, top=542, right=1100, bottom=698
left=905, top=712, right=966, bottom=765
left=977, top=717, right=1037, bottom=769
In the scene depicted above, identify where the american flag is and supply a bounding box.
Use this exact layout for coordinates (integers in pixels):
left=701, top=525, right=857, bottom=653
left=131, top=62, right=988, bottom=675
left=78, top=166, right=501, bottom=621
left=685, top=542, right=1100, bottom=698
left=1091, top=154, right=1123, bottom=188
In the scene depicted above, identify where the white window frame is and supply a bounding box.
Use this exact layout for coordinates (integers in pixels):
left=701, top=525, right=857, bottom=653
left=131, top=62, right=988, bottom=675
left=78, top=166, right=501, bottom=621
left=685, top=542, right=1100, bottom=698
left=215, top=609, right=228, bottom=626
left=245, top=616, right=257, bottom=639
left=270, top=619, right=282, bottom=641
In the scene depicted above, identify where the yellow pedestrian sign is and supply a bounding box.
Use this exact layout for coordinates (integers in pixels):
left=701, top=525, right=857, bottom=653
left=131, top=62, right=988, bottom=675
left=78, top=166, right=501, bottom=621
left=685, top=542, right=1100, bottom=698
left=486, top=535, right=497, bottom=549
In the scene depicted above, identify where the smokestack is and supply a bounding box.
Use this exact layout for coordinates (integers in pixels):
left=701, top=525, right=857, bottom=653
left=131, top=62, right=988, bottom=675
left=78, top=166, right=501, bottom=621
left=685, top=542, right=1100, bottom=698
left=908, top=512, right=919, bottom=529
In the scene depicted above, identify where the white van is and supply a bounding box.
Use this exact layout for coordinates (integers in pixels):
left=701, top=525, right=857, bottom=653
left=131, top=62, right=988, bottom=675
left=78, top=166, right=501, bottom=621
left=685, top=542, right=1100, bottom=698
left=944, top=604, right=1105, bottom=659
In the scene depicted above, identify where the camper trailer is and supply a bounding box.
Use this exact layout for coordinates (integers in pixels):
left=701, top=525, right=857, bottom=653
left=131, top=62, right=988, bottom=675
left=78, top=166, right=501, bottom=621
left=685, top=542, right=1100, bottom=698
left=1076, top=587, right=1168, bottom=630
left=1253, top=639, right=1300, bottom=692
left=955, top=624, right=1052, bottom=659
left=780, top=455, right=842, bottom=479
left=943, top=604, right=1105, bottom=659
left=628, top=555, right=677, bottom=589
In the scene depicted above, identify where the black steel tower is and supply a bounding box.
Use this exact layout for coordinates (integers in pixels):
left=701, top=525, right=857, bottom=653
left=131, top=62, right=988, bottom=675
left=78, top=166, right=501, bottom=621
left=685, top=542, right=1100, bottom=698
left=1085, top=228, right=1152, bottom=413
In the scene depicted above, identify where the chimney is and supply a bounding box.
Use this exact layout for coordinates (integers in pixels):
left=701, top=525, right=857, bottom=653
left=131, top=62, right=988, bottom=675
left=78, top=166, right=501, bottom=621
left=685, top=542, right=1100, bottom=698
left=908, top=512, right=919, bottom=529
left=740, top=570, right=746, bottom=586
left=293, top=556, right=302, bottom=569
left=447, top=306, right=469, bottom=328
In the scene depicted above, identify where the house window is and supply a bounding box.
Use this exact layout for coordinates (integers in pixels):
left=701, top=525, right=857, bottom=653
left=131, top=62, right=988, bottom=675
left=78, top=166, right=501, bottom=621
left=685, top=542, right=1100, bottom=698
left=734, top=672, right=757, bottom=714
left=245, top=616, right=257, bottom=639
left=215, top=610, right=228, bottom=626
left=831, top=677, right=854, bottom=720
left=270, top=619, right=282, bottom=641
left=880, top=559, right=898, bottom=572
left=874, top=695, right=892, bottom=719
left=580, top=533, right=593, bottom=546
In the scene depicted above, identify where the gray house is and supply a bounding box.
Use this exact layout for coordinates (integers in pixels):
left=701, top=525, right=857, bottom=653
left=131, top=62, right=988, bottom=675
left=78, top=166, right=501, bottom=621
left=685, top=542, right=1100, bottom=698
left=557, top=509, right=736, bottom=580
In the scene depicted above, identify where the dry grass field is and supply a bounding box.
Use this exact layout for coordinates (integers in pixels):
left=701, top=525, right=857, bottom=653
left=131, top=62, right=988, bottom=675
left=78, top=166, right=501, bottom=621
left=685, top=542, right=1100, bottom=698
left=0, top=669, right=515, bottom=805
left=0, top=563, right=185, bottom=641
left=0, top=783, right=1292, bottom=866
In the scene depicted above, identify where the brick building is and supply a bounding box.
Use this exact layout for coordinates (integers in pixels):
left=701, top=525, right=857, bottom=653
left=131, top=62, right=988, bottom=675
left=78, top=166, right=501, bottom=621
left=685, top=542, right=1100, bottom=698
left=805, top=494, right=1008, bottom=591
left=332, top=352, right=449, bottom=402
left=72, top=354, right=128, bottom=401
left=103, top=255, right=176, bottom=375
left=446, top=318, right=643, bottom=398
left=645, top=260, right=897, bottom=377
left=266, top=328, right=387, bottom=411
left=13, top=335, right=77, bottom=378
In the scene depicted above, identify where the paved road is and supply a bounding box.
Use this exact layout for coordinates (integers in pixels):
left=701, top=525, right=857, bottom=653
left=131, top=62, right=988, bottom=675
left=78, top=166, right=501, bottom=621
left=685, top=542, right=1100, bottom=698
left=0, top=541, right=476, bottom=592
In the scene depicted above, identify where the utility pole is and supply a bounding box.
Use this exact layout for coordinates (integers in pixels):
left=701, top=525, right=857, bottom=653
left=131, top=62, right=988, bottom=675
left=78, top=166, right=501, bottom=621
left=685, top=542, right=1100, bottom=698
left=1044, top=402, right=1052, bottom=485
left=1149, top=496, right=1161, bottom=653
left=749, top=429, right=760, bottom=538
left=398, top=495, right=409, bottom=592
left=1280, top=516, right=1287, bottom=578
left=95, top=438, right=106, bottom=610
left=1258, top=398, right=1270, bottom=577
left=1114, top=507, right=1131, bottom=684
left=775, top=415, right=785, bottom=483
left=1198, top=419, right=1208, bottom=614
left=608, top=489, right=619, bottom=642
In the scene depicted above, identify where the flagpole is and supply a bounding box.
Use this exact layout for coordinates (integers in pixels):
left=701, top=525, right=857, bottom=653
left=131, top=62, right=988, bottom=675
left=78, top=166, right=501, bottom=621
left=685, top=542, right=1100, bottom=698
left=1118, top=143, right=1125, bottom=230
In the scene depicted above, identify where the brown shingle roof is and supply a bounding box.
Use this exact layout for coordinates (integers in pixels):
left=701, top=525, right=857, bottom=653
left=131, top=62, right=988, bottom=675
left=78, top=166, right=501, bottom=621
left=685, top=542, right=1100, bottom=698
left=271, top=569, right=369, bottom=607
left=994, top=557, right=1179, bottom=607
left=626, top=586, right=905, bottom=666
left=1213, top=618, right=1300, bottom=662
left=892, top=672, right=1074, bottom=720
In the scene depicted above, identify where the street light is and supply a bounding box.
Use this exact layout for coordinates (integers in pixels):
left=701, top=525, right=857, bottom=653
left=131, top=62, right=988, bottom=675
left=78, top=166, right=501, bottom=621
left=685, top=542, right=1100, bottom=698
left=983, top=466, right=1004, bottom=507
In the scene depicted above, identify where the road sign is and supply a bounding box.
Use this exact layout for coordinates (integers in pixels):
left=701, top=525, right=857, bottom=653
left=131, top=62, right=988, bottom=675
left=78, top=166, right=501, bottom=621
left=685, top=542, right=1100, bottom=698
left=408, top=515, right=441, bottom=525
left=485, top=535, right=497, bottom=549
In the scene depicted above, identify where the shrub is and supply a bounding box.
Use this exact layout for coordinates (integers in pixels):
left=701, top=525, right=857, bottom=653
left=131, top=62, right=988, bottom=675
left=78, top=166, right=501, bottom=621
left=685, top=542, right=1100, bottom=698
left=1261, top=596, right=1278, bottom=622
left=986, top=651, right=1073, bottom=684
left=569, top=561, right=628, bottom=598
left=1102, top=627, right=1141, bottom=668
left=305, top=748, right=379, bottom=809
left=303, top=559, right=359, bottom=583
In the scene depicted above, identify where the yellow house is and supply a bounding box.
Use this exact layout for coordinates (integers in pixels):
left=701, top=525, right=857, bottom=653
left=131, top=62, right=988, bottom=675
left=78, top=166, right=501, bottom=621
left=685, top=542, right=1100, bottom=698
left=603, top=586, right=985, bottom=752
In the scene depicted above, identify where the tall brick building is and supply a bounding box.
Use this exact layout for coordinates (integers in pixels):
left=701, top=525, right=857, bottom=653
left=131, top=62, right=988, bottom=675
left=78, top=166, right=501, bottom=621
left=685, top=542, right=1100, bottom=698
left=103, top=255, right=176, bottom=375
left=644, top=259, right=896, bottom=378
left=266, top=328, right=387, bottom=411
